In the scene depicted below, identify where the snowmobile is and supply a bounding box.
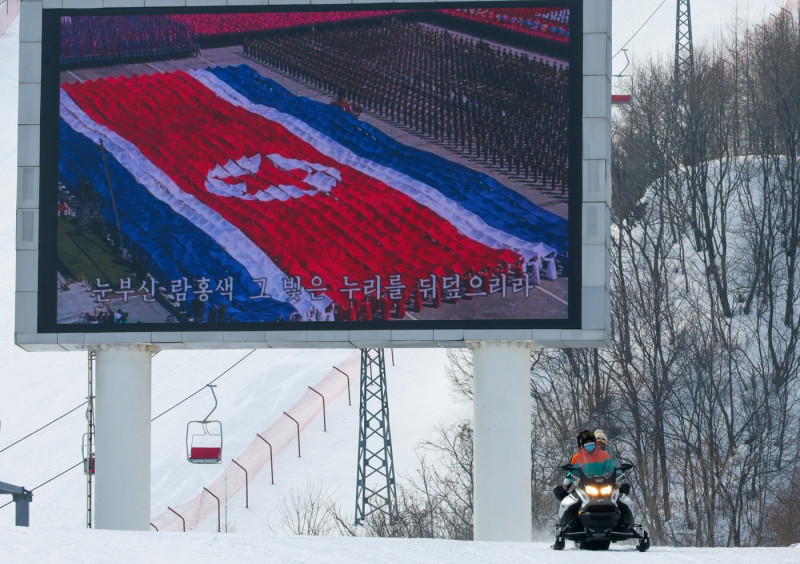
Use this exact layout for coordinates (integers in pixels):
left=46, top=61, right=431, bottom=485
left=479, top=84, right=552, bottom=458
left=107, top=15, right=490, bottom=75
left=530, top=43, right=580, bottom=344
left=552, top=461, right=650, bottom=552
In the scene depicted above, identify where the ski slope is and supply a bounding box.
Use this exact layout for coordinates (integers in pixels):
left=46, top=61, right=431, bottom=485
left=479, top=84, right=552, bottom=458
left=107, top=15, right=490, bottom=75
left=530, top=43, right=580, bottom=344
left=2, top=528, right=800, bottom=564
left=2, top=3, right=800, bottom=562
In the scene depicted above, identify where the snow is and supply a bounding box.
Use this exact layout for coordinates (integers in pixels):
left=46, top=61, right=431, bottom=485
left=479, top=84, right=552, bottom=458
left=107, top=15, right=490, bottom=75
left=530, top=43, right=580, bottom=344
left=2, top=528, right=800, bottom=563
left=2, top=3, right=800, bottom=562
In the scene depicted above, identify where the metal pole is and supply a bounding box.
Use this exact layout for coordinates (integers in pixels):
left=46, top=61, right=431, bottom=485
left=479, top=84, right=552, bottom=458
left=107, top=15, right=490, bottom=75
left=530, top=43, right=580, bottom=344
left=86, top=350, right=95, bottom=529
left=203, top=488, right=221, bottom=533
left=332, top=366, right=352, bottom=406
left=232, top=460, right=249, bottom=508
left=308, top=386, right=327, bottom=431
left=283, top=412, right=301, bottom=457
left=256, top=434, right=274, bottom=484
left=99, top=141, right=124, bottom=252
left=168, top=507, right=185, bottom=532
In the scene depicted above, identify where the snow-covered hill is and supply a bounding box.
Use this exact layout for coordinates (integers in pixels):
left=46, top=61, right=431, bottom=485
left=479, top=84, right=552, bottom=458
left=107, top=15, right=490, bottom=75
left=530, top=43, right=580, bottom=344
left=2, top=3, right=800, bottom=562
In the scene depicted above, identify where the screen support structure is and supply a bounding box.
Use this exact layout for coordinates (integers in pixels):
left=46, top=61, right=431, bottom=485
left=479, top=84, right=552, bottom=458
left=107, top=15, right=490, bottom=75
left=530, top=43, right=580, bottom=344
left=86, top=350, right=96, bottom=529
left=354, top=348, right=397, bottom=526
left=93, top=344, right=155, bottom=531
left=0, top=481, right=32, bottom=526
left=470, top=340, right=535, bottom=541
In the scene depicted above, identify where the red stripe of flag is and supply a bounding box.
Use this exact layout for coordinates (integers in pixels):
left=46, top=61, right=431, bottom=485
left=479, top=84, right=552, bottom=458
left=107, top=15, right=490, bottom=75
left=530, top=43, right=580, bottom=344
left=62, top=70, right=520, bottom=306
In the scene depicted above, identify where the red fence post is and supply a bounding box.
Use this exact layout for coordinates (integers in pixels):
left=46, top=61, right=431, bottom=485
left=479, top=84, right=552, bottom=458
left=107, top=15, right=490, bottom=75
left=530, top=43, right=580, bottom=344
left=168, top=507, right=185, bottom=532
left=232, top=459, right=249, bottom=508
left=308, top=386, right=326, bottom=431
left=203, top=487, right=221, bottom=533
left=332, top=366, right=352, bottom=406
left=256, top=433, right=274, bottom=484
left=283, top=412, right=301, bottom=457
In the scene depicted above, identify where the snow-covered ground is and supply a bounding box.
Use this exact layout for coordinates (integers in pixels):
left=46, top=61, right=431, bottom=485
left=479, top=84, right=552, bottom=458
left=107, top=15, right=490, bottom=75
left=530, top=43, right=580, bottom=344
left=2, top=3, right=800, bottom=562
left=3, top=528, right=800, bottom=564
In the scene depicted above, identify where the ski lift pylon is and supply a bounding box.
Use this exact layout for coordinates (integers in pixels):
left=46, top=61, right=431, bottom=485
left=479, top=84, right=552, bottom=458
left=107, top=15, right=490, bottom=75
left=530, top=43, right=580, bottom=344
left=186, top=384, right=223, bottom=464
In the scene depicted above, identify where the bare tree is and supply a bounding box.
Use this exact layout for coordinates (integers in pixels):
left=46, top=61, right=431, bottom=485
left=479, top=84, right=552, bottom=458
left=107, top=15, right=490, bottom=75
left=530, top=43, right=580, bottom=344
left=277, top=481, right=338, bottom=536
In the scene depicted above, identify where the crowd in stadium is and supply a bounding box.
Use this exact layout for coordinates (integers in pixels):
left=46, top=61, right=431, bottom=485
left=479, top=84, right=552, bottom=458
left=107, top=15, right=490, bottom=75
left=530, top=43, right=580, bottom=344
left=442, top=7, right=570, bottom=42
left=60, top=15, right=199, bottom=68
left=168, top=11, right=397, bottom=40
left=59, top=11, right=404, bottom=67
left=245, top=20, right=570, bottom=192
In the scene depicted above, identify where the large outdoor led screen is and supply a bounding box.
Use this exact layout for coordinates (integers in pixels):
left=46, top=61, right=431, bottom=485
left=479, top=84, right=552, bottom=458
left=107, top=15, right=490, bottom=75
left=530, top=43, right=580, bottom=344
left=38, top=2, right=582, bottom=333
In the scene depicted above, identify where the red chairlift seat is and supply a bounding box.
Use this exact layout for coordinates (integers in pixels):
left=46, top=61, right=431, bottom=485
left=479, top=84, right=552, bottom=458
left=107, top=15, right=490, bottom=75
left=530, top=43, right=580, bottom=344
left=186, top=385, right=223, bottom=464
left=190, top=446, right=221, bottom=460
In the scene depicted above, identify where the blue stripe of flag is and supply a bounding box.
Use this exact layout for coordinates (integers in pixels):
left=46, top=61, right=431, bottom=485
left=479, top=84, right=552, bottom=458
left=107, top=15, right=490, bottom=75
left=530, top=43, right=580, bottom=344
left=209, top=64, right=569, bottom=254
left=59, top=119, right=299, bottom=322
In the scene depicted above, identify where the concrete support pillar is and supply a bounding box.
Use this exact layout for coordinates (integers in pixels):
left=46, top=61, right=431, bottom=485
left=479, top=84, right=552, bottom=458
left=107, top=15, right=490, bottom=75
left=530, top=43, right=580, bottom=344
left=94, top=344, right=154, bottom=531
left=470, top=340, right=534, bottom=541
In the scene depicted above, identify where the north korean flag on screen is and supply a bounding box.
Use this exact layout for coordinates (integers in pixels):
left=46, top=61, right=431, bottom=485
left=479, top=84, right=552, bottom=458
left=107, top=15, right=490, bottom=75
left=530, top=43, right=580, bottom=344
left=58, top=65, right=568, bottom=322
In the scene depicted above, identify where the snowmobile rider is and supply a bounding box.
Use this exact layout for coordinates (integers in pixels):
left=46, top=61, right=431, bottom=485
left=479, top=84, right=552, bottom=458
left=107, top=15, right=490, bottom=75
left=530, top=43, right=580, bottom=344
left=561, top=429, right=596, bottom=493
left=594, top=429, right=608, bottom=451
left=594, top=428, right=633, bottom=501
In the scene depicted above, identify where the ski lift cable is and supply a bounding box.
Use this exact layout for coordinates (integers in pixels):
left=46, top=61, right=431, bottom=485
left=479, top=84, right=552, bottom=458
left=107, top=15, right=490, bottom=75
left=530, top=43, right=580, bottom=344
left=0, top=403, right=87, bottom=455
left=0, top=461, right=84, bottom=511
left=151, top=350, right=255, bottom=422
left=1, top=350, right=255, bottom=502
left=613, top=0, right=668, bottom=59
left=0, top=350, right=254, bottom=454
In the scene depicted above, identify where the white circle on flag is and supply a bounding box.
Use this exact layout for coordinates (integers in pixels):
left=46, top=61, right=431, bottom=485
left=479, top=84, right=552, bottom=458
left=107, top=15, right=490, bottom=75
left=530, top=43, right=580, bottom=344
left=204, top=154, right=342, bottom=201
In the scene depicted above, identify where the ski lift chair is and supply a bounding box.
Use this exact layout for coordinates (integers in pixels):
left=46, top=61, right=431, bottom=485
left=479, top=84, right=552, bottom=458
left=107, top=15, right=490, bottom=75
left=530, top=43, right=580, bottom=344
left=612, top=49, right=633, bottom=106
left=81, top=433, right=95, bottom=475
left=186, top=384, right=223, bottom=464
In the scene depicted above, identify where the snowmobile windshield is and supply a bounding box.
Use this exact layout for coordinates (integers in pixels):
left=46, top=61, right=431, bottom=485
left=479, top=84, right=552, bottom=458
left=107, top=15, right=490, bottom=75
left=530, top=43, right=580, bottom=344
left=574, top=449, right=616, bottom=480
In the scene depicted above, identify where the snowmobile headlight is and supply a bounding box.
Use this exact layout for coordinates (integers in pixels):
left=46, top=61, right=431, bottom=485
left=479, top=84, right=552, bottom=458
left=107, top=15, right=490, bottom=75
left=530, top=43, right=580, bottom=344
left=585, top=485, right=600, bottom=496
left=600, top=485, right=613, bottom=495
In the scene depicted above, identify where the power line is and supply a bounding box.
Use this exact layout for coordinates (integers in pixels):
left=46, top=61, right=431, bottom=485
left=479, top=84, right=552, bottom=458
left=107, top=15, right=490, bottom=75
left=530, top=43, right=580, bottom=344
left=613, top=0, right=669, bottom=59
left=0, top=403, right=87, bottom=455
left=0, top=350, right=256, bottom=509
left=0, top=461, right=84, bottom=510
left=1, top=350, right=256, bottom=453
left=151, top=350, right=255, bottom=422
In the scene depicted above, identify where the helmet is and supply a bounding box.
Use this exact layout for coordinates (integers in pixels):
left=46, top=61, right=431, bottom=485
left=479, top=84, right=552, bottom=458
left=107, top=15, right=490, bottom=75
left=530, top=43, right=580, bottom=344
left=594, top=429, right=608, bottom=445
left=577, top=429, right=594, bottom=448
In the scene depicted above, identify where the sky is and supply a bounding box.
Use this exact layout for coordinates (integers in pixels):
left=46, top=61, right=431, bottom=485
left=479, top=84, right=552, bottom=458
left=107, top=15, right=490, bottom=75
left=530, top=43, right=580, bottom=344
left=1, top=2, right=800, bottom=562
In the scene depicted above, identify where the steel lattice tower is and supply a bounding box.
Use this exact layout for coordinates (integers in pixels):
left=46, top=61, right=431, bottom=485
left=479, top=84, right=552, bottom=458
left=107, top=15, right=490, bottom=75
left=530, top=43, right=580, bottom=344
left=674, top=0, right=694, bottom=82
left=354, top=348, right=397, bottom=525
